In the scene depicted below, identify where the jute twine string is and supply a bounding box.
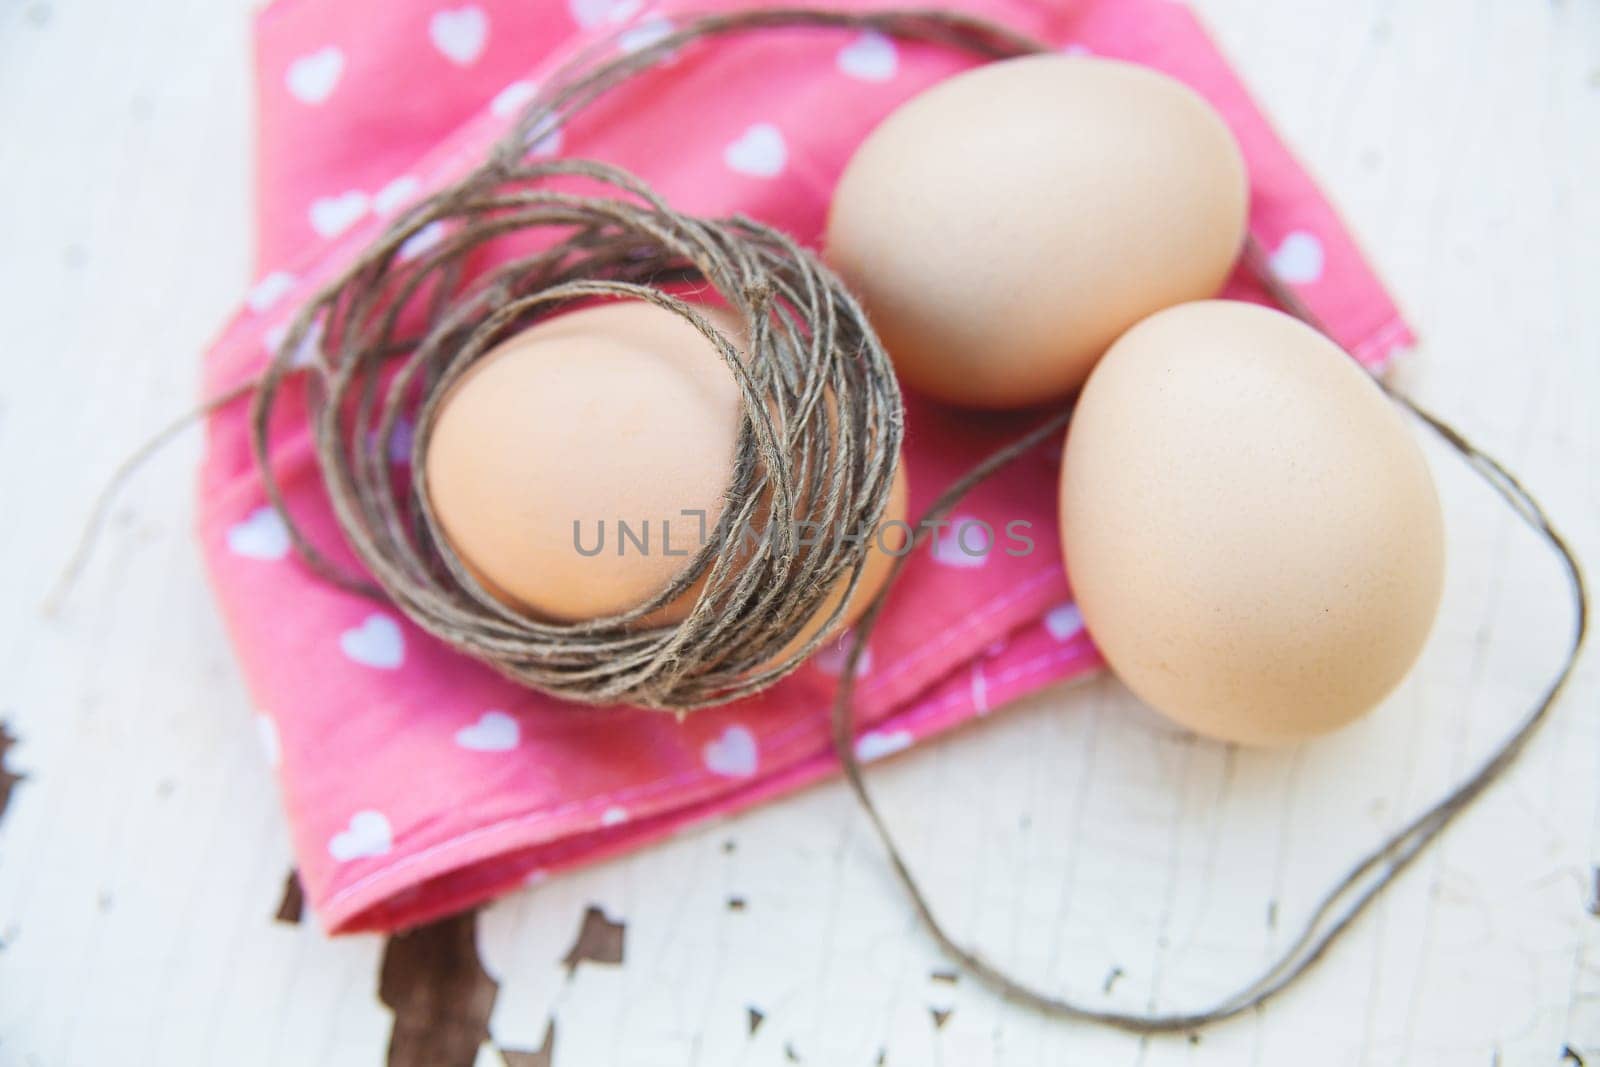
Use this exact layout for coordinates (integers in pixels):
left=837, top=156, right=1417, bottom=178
left=257, top=167, right=904, bottom=709
left=49, top=6, right=1586, bottom=1035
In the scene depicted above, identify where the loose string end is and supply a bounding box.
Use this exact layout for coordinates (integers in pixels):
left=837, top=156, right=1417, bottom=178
left=41, top=378, right=259, bottom=617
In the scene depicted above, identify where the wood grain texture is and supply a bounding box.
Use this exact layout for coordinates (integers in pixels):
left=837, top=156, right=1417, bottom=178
left=0, top=0, right=1596, bottom=1064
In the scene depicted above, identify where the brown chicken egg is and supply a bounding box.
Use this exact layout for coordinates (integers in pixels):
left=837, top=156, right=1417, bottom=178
left=826, top=54, right=1248, bottom=409
left=1058, top=301, right=1445, bottom=745
left=423, top=299, right=907, bottom=654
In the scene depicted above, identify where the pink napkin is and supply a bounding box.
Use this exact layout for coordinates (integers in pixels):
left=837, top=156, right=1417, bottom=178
left=201, top=0, right=1413, bottom=933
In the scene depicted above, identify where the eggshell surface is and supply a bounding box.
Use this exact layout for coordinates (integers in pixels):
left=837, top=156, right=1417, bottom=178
left=1058, top=301, right=1445, bottom=744
left=425, top=300, right=744, bottom=623
left=425, top=299, right=910, bottom=646
left=825, top=55, right=1248, bottom=409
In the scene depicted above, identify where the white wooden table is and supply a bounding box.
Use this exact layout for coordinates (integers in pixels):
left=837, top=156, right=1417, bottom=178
left=1, top=1, right=1596, bottom=1064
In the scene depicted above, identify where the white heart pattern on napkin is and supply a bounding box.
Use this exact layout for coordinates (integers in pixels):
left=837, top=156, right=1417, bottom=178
left=855, top=729, right=913, bottom=763
left=930, top=517, right=991, bottom=569
left=490, top=80, right=537, bottom=118
left=227, top=506, right=290, bottom=561
left=373, top=175, right=421, bottom=216
left=309, top=190, right=370, bottom=237
left=837, top=31, right=897, bottom=81
left=526, top=125, right=563, bottom=157
left=340, top=614, right=405, bottom=670
left=398, top=221, right=448, bottom=261
left=246, top=271, right=296, bottom=313
left=619, top=16, right=674, bottom=53
left=430, top=6, right=489, bottom=66
left=1044, top=602, right=1084, bottom=641
left=703, top=725, right=758, bottom=778
left=328, top=810, right=393, bottom=861
left=1270, top=230, right=1325, bottom=285
left=455, top=710, right=520, bottom=752
left=255, top=714, right=281, bottom=768
left=569, top=0, right=640, bottom=29
left=286, top=46, right=344, bottom=104
left=723, top=123, right=787, bottom=179
left=263, top=318, right=324, bottom=368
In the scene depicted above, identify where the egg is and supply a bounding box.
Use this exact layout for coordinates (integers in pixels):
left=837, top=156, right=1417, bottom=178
left=1058, top=301, right=1445, bottom=745
left=825, top=55, right=1248, bottom=409
left=424, top=299, right=908, bottom=654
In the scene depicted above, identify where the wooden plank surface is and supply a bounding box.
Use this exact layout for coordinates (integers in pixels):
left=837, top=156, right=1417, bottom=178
left=0, top=0, right=1596, bottom=1064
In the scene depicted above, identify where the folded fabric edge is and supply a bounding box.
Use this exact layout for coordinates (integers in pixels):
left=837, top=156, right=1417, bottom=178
left=323, top=627, right=1105, bottom=932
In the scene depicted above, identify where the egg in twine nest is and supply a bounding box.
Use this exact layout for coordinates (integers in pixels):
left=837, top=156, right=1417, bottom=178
left=255, top=162, right=905, bottom=711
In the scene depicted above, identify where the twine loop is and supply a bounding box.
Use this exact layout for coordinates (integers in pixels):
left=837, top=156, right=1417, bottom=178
left=255, top=155, right=903, bottom=709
